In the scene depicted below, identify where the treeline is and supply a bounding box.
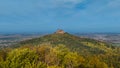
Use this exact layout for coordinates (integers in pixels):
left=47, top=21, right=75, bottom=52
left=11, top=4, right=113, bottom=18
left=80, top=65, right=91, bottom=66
left=0, top=44, right=119, bottom=68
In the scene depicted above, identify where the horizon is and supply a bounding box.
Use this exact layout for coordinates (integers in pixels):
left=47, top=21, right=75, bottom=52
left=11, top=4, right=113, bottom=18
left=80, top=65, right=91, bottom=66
left=1, top=30, right=120, bottom=35
left=0, top=0, right=120, bottom=33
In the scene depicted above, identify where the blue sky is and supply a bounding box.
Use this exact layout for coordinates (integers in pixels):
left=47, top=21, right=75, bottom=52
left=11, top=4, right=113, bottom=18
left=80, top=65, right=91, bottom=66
left=0, top=0, right=120, bottom=33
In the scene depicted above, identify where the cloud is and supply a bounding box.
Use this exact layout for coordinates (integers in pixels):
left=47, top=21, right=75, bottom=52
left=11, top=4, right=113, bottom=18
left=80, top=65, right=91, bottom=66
left=35, top=0, right=86, bottom=9
left=0, top=0, right=87, bottom=23
left=107, top=0, right=120, bottom=8
left=0, top=0, right=86, bottom=16
left=82, top=0, right=120, bottom=15
left=0, top=0, right=120, bottom=32
left=52, top=0, right=84, bottom=8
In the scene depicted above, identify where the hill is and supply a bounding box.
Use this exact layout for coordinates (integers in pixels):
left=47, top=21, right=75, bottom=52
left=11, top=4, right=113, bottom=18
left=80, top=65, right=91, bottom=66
left=18, top=32, right=115, bottom=55
left=0, top=31, right=119, bottom=68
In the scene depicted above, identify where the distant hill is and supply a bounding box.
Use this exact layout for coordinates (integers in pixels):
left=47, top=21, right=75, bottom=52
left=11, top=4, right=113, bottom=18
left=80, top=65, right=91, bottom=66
left=18, top=31, right=114, bottom=55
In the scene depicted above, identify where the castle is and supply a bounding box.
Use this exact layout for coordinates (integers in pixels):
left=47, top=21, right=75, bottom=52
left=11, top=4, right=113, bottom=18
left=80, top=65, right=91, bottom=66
left=55, top=29, right=65, bottom=34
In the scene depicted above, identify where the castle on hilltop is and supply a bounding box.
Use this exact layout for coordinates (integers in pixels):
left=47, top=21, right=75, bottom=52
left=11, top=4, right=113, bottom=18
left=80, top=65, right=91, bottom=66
left=55, top=29, right=65, bottom=34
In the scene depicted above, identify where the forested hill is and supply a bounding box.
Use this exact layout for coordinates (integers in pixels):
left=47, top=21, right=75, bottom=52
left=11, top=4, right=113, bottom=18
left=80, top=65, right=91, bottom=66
left=0, top=32, right=119, bottom=68
left=18, top=32, right=115, bottom=55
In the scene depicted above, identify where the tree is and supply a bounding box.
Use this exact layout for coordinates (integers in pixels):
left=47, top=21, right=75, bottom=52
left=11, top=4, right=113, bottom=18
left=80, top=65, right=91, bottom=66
left=63, top=52, right=85, bottom=68
left=1, top=48, right=40, bottom=68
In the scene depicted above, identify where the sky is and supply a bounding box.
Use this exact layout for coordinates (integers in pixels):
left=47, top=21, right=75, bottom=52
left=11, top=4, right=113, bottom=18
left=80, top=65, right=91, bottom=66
left=0, top=0, right=120, bottom=33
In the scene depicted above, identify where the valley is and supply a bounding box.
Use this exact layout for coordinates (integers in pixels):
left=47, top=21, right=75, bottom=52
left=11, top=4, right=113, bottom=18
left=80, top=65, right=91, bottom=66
left=0, top=34, right=43, bottom=48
